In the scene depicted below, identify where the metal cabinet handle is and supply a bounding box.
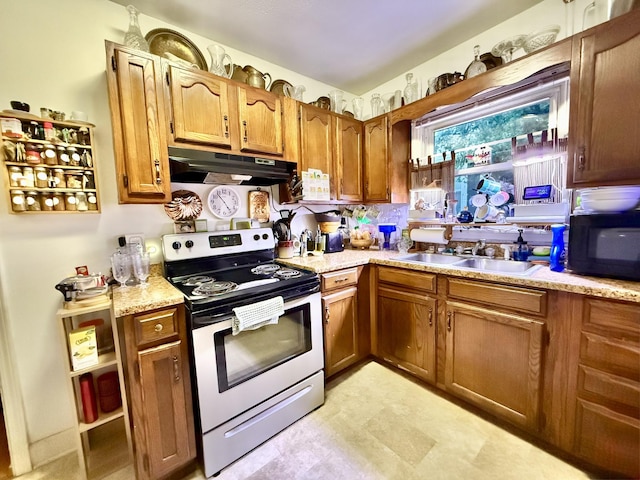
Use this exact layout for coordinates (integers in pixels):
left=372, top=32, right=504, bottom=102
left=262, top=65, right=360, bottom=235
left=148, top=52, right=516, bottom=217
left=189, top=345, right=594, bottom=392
left=173, top=355, right=180, bottom=382
left=324, top=305, right=330, bottom=324
left=577, top=146, right=586, bottom=171
left=154, top=159, right=162, bottom=184
left=428, top=307, right=433, bottom=327
left=243, top=120, right=248, bottom=143
left=224, top=115, right=229, bottom=138
left=447, top=311, right=452, bottom=331
left=335, top=277, right=349, bottom=283
left=154, top=323, right=163, bottom=333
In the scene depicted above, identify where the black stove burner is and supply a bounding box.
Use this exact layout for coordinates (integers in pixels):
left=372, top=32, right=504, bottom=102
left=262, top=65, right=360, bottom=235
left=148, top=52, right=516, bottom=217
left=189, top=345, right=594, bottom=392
left=183, top=275, right=215, bottom=286
left=251, top=264, right=281, bottom=275
left=192, top=281, right=238, bottom=297
left=274, top=269, right=302, bottom=280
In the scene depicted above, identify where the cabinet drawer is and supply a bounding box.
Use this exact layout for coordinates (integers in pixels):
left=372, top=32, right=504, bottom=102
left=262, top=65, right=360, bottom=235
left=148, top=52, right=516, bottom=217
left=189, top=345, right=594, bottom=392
left=134, top=307, right=180, bottom=349
left=321, top=268, right=358, bottom=292
left=578, top=364, right=640, bottom=411
left=580, top=330, right=640, bottom=378
left=378, top=267, right=436, bottom=293
left=583, top=297, right=640, bottom=334
left=447, top=278, right=546, bottom=316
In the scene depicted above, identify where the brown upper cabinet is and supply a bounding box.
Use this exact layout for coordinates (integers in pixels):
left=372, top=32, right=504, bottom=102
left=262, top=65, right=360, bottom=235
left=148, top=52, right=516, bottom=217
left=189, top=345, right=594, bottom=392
left=106, top=42, right=171, bottom=203
left=335, top=116, right=363, bottom=202
left=363, top=116, right=389, bottom=202
left=236, top=85, right=284, bottom=155
left=567, top=8, right=640, bottom=187
left=298, top=104, right=335, bottom=197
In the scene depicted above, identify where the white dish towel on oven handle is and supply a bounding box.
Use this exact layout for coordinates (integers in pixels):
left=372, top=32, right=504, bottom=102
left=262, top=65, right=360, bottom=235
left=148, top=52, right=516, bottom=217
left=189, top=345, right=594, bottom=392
left=232, top=296, right=284, bottom=335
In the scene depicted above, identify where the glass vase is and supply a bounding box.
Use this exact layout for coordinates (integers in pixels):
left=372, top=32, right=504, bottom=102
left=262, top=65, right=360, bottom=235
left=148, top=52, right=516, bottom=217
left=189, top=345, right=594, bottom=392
left=403, top=73, right=419, bottom=104
left=123, top=5, right=149, bottom=52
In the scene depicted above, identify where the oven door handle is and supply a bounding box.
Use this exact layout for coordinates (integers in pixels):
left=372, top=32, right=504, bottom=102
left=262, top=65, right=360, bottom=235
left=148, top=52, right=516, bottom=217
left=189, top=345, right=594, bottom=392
left=192, top=312, right=235, bottom=328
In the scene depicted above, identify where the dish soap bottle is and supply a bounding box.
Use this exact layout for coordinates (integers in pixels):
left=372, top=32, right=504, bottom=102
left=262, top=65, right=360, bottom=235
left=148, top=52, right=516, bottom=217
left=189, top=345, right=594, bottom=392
left=513, top=229, right=529, bottom=261
left=549, top=224, right=566, bottom=272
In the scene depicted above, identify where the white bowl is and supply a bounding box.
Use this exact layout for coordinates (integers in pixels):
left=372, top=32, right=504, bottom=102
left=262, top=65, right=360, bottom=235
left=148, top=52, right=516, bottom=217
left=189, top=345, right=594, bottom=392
left=580, top=196, right=640, bottom=212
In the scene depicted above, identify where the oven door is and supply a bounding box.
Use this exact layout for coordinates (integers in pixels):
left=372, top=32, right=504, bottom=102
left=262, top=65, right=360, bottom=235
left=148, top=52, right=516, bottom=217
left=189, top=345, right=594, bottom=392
left=191, top=291, right=323, bottom=433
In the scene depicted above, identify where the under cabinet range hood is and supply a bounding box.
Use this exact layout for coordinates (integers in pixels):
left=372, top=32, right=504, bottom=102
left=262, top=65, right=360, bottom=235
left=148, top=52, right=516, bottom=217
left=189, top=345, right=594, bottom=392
left=168, top=147, right=294, bottom=185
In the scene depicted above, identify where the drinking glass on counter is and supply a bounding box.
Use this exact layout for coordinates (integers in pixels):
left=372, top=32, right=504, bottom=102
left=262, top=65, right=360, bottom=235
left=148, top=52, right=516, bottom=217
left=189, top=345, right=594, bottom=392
left=111, top=252, right=132, bottom=288
left=132, top=252, right=151, bottom=285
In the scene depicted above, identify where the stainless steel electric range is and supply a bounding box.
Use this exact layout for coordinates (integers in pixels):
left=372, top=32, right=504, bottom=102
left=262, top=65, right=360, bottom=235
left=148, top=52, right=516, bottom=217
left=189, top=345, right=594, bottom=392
left=162, top=228, right=324, bottom=477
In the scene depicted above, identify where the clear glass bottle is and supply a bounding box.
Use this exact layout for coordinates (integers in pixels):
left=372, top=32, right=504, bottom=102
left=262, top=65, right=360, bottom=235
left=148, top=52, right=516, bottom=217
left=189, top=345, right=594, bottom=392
left=123, top=5, right=149, bottom=52
left=466, top=45, right=487, bottom=79
left=403, top=73, right=419, bottom=104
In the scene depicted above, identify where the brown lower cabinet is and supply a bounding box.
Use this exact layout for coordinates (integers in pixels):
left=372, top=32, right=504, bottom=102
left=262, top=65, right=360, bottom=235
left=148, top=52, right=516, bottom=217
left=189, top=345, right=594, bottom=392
left=370, top=266, right=640, bottom=478
left=119, top=304, right=196, bottom=480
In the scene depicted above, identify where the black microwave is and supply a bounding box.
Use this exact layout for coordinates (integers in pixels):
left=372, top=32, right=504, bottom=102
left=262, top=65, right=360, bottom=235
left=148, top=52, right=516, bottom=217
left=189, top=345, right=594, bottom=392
left=568, top=211, right=640, bottom=281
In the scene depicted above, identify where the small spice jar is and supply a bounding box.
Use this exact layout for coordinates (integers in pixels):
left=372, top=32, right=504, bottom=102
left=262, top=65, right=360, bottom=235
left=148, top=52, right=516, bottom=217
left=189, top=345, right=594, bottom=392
left=11, top=191, right=26, bottom=212
left=25, top=191, right=41, bottom=211
left=87, top=192, right=98, bottom=210
left=52, top=192, right=64, bottom=211
left=67, top=146, right=81, bottom=166
left=34, top=166, right=48, bottom=188
left=83, top=171, right=95, bottom=190
left=9, top=166, right=22, bottom=187
left=20, top=166, right=35, bottom=188
left=42, top=143, right=57, bottom=165
left=53, top=168, right=66, bottom=188
left=76, top=192, right=88, bottom=211
left=57, top=146, right=70, bottom=166
left=65, top=192, right=77, bottom=211
left=25, top=144, right=40, bottom=165
left=65, top=172, right=82, bottom=189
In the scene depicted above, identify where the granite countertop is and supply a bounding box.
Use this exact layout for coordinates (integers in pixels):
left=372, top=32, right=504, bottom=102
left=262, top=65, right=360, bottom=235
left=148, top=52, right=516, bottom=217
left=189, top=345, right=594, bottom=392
left=278, top=249, right=640, bottom=303
left=112, top=273, right=184, bottom=317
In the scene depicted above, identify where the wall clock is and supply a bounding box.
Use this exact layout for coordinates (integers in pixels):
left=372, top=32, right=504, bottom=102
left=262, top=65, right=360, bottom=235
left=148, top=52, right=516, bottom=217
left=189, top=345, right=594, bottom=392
left=207, top=186, right=240, bottom=218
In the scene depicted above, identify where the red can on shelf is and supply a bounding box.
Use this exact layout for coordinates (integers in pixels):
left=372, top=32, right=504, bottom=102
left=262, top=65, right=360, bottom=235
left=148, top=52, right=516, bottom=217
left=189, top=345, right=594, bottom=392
left=79, top=373, right=98, bottom=423
left=97, top=371, right=121, bottom=413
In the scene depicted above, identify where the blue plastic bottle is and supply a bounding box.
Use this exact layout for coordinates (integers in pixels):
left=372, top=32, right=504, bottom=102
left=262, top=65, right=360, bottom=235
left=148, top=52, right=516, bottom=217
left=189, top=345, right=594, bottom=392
left=549, top=224, right=566, bottom=272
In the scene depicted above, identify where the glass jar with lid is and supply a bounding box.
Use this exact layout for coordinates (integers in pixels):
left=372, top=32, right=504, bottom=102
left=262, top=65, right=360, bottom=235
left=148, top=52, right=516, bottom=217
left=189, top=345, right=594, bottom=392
left=25, top=191, right=41, bottom=211
left=25, top=144, right=40, bottom=166
left=11, top=191, right=26, bottom=212
left=52, top=192, right=64, bottom=211
left=41, top=194, right=54, bottom=211
left=65, top=172, right=83, bottom=189
left=57, top=146, right=70, bottom=166
left=34, top=166, right=48, bottom=188
left=87, top=192, right=98, bottom=210
left=42, top=144, right=58, bottom=165
left=76, top=192, right=88, bottom=211
left=53, top=168, right=66, bottom=188
left=65, top=192, right=77, bottom=211
left=20, top=166, right=35, bottom=188
left=67, top=146, right=81, bottom=166
left=9, top=166, right=22, bottom=187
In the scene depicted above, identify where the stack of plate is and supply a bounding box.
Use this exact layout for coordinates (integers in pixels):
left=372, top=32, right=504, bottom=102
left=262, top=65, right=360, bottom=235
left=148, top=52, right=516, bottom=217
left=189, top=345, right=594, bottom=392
left=579, top=185, right=640, bottom=213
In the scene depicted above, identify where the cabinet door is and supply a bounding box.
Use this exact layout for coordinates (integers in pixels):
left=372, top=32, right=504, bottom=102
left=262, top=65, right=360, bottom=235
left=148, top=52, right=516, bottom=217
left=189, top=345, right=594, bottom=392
left=445, top=302, right=544, bottom=431
left=299, top=104, right=334, bottom=188
left=237, top=86, right=283, bottom=155
left=377, top=287, right=436, bottom=384
left=568, top=9, right=640, bottom=186
left=167, top=65, right=231, bottom=148
left=107, top=43, right=170, bottom=203
left=322, top=287, right=359, bottom=377
left=138, top=341, right=193, bottom=479
left=335, top=117, right=363, bottom=202
left=363, top=116, right=389, bottom=202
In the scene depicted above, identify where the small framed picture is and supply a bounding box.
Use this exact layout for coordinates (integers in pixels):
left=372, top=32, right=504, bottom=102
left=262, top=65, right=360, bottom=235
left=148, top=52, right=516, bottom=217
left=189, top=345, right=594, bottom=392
left=173, top=220, right=195, bottom=233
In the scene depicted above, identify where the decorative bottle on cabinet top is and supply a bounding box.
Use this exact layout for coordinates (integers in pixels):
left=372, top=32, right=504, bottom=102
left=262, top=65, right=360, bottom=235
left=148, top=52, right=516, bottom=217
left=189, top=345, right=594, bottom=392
left=466, top=45, right=487, bottom=79
left=123, top=5, right=149, bottom=52
left=403, top=73, right=419, bottom=104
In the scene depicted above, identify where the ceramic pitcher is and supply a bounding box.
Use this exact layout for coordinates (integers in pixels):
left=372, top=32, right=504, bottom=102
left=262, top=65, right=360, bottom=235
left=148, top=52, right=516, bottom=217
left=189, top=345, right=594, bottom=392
left=244, top=66, right=271, bottom=89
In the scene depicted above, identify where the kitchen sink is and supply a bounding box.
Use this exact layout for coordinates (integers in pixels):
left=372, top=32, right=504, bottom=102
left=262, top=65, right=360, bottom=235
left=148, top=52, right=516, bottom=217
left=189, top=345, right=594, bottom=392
left=394, top=253, right=465, bottom=265
left=393, top=253, right=542, bottom=276
left=454, top=258, right=542, bottom=275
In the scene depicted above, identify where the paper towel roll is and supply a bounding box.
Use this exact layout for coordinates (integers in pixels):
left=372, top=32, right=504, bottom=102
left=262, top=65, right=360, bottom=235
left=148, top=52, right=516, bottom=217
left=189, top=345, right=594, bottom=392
left=410, top=227, right=449, bottom=244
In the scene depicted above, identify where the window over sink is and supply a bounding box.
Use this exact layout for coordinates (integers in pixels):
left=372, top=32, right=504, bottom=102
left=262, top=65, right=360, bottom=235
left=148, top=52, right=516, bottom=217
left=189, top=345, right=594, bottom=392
left=412, top=72, right=570, bottom=219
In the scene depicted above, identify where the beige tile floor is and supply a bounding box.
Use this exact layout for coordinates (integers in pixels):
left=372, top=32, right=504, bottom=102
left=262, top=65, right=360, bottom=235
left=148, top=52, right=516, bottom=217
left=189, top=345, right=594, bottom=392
left=16, top=362, right=597, bottom=480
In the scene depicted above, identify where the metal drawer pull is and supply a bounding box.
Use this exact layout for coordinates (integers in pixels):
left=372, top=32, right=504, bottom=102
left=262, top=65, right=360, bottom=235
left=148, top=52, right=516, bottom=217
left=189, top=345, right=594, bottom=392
left=173, top=355, right=180, bottom=382
left=428, top=307, right=433, bottom=327
left=334, top=277, right=349, bottom=283
left=447, top=311, right=452, bottom=331
left=243, top=120, right=248, bottom=143
left=324, top=305, right=330, bottom=324
left=154, top=159, right=162, bottom=184
left=224, top=115, right=229, bottom=138
left=154, top=323, right=163, bottom=332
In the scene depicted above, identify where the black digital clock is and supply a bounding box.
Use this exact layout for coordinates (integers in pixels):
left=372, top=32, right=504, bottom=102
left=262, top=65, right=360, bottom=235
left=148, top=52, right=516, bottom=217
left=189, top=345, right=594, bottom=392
left=523, top=184, right=553, bottom=201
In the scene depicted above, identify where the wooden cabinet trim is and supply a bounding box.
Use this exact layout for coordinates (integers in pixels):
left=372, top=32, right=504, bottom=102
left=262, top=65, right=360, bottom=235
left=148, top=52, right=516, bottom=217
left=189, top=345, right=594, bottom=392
left=447, top=278, right=547, bottom=316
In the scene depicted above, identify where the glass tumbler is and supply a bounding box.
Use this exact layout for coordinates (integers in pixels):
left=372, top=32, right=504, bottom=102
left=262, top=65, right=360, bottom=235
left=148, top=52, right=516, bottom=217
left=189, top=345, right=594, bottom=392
left=111, top=252, right=132, bottom=288
left=132, top=252, right=151, bottom=285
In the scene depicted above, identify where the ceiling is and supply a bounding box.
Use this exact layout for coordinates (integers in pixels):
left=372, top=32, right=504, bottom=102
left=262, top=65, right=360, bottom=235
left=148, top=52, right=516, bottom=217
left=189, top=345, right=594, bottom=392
left=111, top=0, right=544, bottom=95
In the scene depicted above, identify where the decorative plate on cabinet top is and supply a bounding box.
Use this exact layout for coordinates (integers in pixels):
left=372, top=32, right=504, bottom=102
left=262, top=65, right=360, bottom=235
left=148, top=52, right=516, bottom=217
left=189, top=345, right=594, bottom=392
left=164, top=190, right=203, bottom=221
left=145, top=28, right=208, bottom=71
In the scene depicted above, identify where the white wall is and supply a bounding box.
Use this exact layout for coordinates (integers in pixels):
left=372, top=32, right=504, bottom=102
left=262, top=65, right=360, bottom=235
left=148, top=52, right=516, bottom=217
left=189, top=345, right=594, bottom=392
left=0, top=0, right=616, bottom=468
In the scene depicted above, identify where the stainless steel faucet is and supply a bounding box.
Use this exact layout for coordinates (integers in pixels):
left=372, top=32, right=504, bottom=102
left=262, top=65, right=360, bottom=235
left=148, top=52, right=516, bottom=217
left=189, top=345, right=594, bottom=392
left=472, top=239, right=486, bottom=256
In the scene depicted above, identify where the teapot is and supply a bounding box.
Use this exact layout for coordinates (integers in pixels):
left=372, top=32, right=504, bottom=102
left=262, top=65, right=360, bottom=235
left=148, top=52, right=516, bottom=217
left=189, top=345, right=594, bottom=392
left=243, top=65, right=272, bottom=90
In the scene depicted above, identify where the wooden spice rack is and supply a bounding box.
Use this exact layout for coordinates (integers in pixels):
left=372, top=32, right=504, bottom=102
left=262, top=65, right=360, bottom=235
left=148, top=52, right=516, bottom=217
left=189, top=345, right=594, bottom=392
left=1, top=112, right=101, bottom=214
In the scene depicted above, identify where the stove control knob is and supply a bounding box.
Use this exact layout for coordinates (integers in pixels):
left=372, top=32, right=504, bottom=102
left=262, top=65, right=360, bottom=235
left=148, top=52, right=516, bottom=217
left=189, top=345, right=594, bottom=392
left=253, top=234, right=260, bottom=241
left=172, top=241, right=181, bottom=250
left=185, top=240, right=194, bottom=249
left=262, top=234, right=269, bottom=240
